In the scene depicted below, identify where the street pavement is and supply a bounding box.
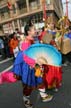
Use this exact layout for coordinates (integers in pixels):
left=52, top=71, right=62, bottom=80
left=0, top=56, right=71, bottom=108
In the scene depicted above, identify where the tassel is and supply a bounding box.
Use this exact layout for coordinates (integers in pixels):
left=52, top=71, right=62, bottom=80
left=35, top=64, right=43, bottom=77
left=35, top=68, right=41, bottom=77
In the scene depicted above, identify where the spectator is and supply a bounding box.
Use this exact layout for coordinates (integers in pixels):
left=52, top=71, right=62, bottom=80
left=3, top=36, right=10, bottom=58
left=10, top=32, right=19, bottom=58
left=0, top=37, right=5, bottom=59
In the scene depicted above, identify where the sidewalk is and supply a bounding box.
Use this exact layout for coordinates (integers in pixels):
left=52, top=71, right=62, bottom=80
left=0, top=57, right=13, bottom=64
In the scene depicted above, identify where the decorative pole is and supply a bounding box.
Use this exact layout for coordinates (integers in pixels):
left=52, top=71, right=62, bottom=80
left=65, top=0, right=70, bottom=26
left=66, top=0, right=68, bottom=17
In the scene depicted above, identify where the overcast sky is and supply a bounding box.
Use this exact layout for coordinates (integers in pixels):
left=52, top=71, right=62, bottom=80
left=62, top=0, right=71, bottom=20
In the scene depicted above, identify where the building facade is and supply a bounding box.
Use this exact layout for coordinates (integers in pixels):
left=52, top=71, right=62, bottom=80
left=0, top=0, right=63, bottom=35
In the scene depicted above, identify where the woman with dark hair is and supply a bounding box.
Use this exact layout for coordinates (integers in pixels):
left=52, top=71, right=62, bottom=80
left=10, top=32, right=19, bottom=58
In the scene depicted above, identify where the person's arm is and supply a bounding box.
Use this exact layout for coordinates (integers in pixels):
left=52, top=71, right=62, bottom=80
left=23, top=54, right=36, bottom=68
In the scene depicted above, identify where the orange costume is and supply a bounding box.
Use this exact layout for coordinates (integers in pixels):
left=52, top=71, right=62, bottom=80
left=10, top=38, right=19, bottom=50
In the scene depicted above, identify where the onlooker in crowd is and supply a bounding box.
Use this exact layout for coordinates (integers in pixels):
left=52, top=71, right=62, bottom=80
left=9, top=32, right=19, bottom=58
left=3, top=36, right=10, bottom=58
left=8, top=34, right=14, bottom=57
left=0, top=37, right=5, bottom=59
left=15, top=28, right=22, bottom=40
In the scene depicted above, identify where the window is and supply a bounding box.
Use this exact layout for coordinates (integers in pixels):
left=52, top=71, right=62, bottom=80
left=12, top=5, right=16, bottom=14
left=46, top=0, right=50, bottom=5
left=17, top=0, right=26, bottom=10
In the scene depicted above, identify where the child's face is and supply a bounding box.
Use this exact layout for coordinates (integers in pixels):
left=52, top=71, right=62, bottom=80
left=14, top=34, right=17, bottom=39
left=49, top=23, right=55, bottom=30
left=29, top=26, right=36, bottom=37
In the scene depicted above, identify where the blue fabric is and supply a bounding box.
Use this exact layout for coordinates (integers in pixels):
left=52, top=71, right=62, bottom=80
left=34, top=36, right=40, bottom=43
left=22, top=62, right=43, bottom=86
left=0, top=39, right=4, bottom=49
left=12, top=51, right=43, bottom=87
left=47, top=30, right=56, bottom=35
left=12, top=51, right=24, bottom=76
left=67, top=33, right=71, bottom=39
left=64, top=34, right=68, bottom=38
left=14, top=51, right=24, bottom=65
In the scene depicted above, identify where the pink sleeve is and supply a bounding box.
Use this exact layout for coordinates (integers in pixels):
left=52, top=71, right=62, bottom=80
left=21, top=42, right=31, bottom=51
left=23, top=54, right=36, bottom=68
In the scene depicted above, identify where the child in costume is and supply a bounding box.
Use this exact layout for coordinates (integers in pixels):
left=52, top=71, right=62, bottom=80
left=43, top=34, right=62, bottom=91
left=37, top=23, right=62, bottom=91
left=12, top=22, right=53, bottom=108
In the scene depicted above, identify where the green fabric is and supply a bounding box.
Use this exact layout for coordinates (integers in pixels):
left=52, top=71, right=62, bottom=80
left=55, top=32, right=61, bottom=38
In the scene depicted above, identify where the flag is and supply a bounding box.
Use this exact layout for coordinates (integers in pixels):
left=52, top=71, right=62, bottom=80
left=7, top=2, right=12, bottom=10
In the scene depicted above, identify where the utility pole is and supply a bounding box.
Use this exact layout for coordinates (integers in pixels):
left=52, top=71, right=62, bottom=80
left=41, top=0, right=47, bottom=27
left=42, top=0, right=47, bottom=20
left=63, top=0, right=71, bottom=18
left=66, top=0, right=68, bottom=17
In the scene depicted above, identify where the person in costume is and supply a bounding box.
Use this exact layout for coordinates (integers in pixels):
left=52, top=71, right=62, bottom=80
left=12, top=22, right=53, bottom=108
left=0, top=19, right=63, bottom=108
left=10, top=32, right=19, bottom=58
left=37, top=22, right=62, bottom=91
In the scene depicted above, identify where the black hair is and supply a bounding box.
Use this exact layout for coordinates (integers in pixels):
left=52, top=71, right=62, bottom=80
left=42, top=27, right=45, bottom=31
left=35, top=63, right=40, bottom=67
left=56, top=26, right=60, bottom=30
left=15, top=28, right=19, bottom=31
left=12, top=32, right=16, bottom=37
left=24, top=19, right=33, bottom=36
